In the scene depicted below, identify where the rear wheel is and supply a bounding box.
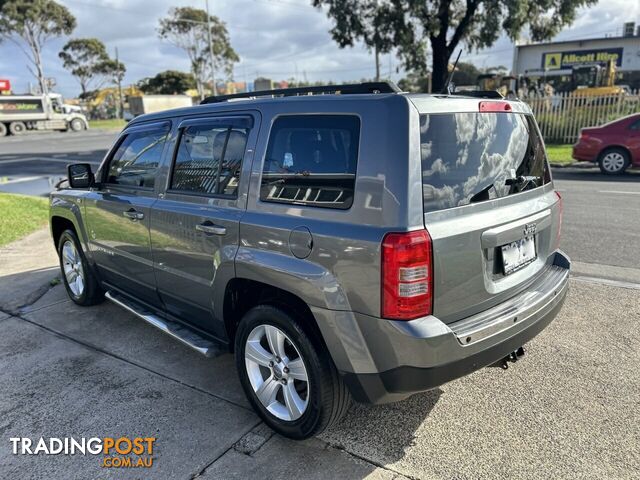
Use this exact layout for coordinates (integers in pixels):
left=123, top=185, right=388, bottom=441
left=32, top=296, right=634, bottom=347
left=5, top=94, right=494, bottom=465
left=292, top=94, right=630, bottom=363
left=235, top=305, right=350, bottom=439
left=0, top=123, right=7, bottom=137
left=9, top=121, right=26, bottom=135
left=58, top=229, right=104, bottom=306
left=598, top=148, right=629, bottom=175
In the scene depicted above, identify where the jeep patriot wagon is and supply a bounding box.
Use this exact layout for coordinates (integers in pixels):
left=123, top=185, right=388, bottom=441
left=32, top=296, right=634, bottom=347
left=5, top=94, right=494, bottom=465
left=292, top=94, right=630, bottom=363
left=50, top=82, right=570, bottom=439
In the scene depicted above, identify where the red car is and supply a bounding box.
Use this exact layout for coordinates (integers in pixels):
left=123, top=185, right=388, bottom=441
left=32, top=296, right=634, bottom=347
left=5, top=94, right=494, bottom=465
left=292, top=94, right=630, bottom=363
left=572, top=113, right=640, bottom=174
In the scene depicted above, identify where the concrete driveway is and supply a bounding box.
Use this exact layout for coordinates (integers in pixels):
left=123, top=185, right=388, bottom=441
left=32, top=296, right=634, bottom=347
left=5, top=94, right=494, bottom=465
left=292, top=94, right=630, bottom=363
left=0, top=230, right=638, bottom=479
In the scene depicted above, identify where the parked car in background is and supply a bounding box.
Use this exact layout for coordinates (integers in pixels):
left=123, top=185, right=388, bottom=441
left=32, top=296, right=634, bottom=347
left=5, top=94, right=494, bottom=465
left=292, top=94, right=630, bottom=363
left=573, top=113, right=640, bottom=174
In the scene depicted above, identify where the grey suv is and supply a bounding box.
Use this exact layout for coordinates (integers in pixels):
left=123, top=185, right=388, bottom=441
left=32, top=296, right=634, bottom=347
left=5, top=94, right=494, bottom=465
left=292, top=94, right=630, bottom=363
left=50, top=83, right=570, bottom=439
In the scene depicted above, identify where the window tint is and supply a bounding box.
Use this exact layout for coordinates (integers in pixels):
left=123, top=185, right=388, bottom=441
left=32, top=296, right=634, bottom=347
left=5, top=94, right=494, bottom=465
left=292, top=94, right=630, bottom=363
left=420, top=113, right=550, bottom=212
left=107, top=130, right=167, bottom=188
left=261, top=115, right=360, bottom=209
left=170, top=124, right=248, bottom=196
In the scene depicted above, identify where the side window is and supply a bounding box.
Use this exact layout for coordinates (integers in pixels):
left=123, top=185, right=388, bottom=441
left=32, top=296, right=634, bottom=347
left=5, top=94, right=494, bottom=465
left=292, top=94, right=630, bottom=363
left=107, top=129, right=167, bottom=188
left=629, top=119, right=640, bottom=130
left=170, top=123, right=249, bottom=196
left=260, top=115, right=360, bottom=209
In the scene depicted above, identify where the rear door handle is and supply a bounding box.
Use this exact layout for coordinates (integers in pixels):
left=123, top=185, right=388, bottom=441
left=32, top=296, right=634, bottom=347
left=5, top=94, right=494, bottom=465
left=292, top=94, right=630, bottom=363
left=123, top=209, right=144, bottom=220
left=195, top=223, right=226, bottom=235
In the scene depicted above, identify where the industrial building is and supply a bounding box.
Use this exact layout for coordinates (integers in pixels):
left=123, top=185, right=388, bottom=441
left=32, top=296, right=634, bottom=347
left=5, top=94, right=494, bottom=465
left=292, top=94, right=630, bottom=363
left=512, top=22, right=640, bottom=91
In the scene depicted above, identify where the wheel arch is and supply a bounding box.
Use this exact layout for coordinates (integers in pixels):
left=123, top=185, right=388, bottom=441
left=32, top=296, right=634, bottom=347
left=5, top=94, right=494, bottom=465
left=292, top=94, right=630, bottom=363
left=597, top=144, right=631, bottom=162
left=51, top=215, right=77, bottom=249
left=223, top=278, right=325, bottom=352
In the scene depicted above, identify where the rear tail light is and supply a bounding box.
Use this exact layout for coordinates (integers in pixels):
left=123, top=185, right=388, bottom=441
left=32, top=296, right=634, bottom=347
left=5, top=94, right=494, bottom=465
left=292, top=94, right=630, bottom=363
left=479, top=101, right=512, bottom=113
left=579, top=131, right=590, bottom=142
left=555, top=191, right=563, bottom=250
left=381, top=230, right=433, bottom=320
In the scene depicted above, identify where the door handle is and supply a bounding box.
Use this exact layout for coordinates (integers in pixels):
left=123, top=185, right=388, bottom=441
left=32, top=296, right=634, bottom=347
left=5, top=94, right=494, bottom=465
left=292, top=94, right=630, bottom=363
left=123, top=209, right=144, bottom=220
left=195, top=223, right=226, bottom=235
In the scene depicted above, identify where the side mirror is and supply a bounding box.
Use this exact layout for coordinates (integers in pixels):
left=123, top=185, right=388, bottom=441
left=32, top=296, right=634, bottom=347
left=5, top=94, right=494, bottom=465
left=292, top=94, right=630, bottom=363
left=67, top=163, right=94, bottom=189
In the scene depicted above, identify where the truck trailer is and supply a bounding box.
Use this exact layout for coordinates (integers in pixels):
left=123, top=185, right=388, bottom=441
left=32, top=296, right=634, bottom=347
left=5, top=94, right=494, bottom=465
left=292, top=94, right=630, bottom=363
left=0, top=93, right=89, bottom=136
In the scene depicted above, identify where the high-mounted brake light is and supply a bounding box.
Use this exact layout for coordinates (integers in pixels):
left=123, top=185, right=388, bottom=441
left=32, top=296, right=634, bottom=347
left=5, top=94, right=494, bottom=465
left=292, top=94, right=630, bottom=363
left=381, top=230, right=433, bottom=320
left=479, top=101, right=512, bottom=113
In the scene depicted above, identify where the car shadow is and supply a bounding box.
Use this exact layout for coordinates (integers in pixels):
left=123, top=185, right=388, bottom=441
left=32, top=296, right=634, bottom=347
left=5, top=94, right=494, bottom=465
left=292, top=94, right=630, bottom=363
left=319, top=387, right=442, bottom=464
left=552, top=166, right=640, bottom=182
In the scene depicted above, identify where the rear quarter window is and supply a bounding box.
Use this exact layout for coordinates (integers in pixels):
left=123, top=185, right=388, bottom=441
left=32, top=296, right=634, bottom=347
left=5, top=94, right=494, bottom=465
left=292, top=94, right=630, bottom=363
left=420, top=112, right=550, bottom=212
left=260, top=115, right=360, bottom=210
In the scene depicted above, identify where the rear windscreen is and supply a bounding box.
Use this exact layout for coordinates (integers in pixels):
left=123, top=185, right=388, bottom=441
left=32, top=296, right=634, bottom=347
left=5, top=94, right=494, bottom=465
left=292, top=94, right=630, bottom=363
left=420, top=113, right=550, bottom=212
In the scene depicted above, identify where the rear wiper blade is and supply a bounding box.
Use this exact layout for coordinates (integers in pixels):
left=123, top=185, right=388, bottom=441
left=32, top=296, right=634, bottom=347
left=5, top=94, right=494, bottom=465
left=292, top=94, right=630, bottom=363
left=505, top=175, right=539, bottom=190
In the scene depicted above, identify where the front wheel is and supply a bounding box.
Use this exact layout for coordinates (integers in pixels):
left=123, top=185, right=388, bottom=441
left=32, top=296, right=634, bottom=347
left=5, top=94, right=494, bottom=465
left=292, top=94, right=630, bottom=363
left=599, top=148, right=630, bottom=175
left=235, top=305, right=350, bottom=439
left=69, top=118, right=86, bottom=132
left=58, top=229, right=104, bottom=306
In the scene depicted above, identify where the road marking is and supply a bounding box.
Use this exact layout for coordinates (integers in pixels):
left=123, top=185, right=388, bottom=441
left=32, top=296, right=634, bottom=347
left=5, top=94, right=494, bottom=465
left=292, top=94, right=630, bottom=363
left=598, top=190, right=640, bottom=195
left=571, top=274, right=640, bottom=290
left=0, top=156, right=100, bottom=165
left=0, top=175, right=47, bottom=185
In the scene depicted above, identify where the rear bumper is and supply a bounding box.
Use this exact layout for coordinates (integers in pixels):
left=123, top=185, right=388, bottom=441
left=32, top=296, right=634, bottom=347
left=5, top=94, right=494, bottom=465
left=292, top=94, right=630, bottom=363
left=313, top=251, right=570, bottom=404
left=572, top=143, right=597, bottom=162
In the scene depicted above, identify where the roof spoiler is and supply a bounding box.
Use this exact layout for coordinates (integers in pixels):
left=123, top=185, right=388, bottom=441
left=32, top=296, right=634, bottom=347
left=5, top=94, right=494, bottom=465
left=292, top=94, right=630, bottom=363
left=450, top=90, right=505, bottom=99
left=200, top=81, right=401, bottom=104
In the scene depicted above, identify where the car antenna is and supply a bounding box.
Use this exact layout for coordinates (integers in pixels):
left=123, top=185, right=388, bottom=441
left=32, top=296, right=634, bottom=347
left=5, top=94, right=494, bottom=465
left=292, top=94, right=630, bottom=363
left=441, top=49, right=462, bottom=94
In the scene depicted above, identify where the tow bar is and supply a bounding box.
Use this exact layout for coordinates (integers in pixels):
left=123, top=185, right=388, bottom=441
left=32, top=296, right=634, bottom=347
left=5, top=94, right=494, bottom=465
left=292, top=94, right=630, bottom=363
left=500, top=346, right=525, bottom=369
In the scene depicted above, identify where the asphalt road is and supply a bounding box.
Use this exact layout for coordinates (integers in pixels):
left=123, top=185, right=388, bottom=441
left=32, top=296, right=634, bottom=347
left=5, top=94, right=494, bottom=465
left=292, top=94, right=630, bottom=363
left=0, top=130, right=116, bottom=196
left=554, top=168, right=640, bottom=271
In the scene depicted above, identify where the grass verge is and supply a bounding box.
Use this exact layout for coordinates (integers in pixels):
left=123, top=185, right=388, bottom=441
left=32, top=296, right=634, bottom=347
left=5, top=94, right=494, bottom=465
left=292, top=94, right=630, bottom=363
left=546, top=144, right=574, bottom=165
left=88, top=119, right=126, bottom=130
left=0, top=193, right=49, bottom=247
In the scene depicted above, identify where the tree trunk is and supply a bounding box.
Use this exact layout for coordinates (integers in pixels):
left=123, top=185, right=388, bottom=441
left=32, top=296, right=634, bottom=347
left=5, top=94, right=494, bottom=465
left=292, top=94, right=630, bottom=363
left=430, top=40, right=450, bottom=93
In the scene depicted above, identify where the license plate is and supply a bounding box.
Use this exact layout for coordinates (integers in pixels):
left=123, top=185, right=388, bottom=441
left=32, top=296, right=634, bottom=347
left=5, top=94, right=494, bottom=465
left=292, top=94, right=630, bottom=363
left=501, top=236, right=536, bottom=275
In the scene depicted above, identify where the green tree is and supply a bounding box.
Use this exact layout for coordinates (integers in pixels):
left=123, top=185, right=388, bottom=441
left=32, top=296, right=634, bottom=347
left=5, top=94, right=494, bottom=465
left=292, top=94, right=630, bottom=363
left=313, top=0, right=597, bottom=92
left=158, top=7, right=239, bottom=99
left=138, top=70, right=196, bottom=94
left=59, top=38, right=116, bottom=97
left=0, top=0, right=76, bottom=94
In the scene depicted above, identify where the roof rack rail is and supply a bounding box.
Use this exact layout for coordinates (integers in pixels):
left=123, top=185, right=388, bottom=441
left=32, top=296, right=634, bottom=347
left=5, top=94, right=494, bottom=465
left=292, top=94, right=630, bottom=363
left=450, top=90, right=504, bottom=99
left=201, top=81, right=401, bottom=104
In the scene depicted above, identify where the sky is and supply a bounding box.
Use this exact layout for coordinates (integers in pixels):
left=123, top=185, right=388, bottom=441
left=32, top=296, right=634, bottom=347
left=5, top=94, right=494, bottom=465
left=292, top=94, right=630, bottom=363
left=0, top=0, right=638, bottom=98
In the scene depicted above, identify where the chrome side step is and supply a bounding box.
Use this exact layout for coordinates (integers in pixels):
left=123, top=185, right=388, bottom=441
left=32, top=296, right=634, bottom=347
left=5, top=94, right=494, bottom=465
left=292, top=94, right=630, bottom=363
left=105, top=291, right=223, bottom=358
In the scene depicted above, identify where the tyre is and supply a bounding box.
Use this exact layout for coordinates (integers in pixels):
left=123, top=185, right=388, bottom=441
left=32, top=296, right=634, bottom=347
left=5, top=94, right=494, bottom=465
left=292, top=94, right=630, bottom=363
left=69, top=118, right=85, bottom=132
left=598, top=148, right=630, bottom=175
left=57, top=229, right=104, bottom=306
left=0, top=123, right=7, bottom=137
left=9, top=121, right=26, bottom=135
left=235, top=305, right=351, bottom=439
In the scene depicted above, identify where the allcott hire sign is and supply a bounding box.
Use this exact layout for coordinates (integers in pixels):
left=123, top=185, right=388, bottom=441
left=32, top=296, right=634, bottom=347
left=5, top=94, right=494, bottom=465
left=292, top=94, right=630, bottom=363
left=542, top=48, right=623, bottom=70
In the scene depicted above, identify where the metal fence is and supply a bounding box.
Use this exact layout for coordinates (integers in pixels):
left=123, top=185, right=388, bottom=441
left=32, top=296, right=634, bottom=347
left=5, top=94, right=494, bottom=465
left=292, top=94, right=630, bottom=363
left=524, top=91, right=640, bottom=144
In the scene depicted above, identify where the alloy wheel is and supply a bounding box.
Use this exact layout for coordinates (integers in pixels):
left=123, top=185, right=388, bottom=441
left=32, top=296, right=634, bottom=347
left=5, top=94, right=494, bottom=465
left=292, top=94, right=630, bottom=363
left=62, top=240, right=85, bottom=297
left=244, top=324, right=309, bottom=421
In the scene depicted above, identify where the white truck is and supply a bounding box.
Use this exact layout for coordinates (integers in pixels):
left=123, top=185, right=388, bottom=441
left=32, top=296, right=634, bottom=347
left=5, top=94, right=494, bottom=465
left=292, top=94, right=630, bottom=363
left=0, top=93, right=89, bottom=136
left=128, top=95, right=193, bottom=117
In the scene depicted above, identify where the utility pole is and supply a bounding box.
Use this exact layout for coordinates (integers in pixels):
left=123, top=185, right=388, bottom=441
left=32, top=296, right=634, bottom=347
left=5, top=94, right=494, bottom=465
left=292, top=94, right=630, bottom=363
left=205, top=0, right=217, bottom=97
left=115, top=47, right=124, bottom=120
left=375, top=44, right=380, bottom=81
